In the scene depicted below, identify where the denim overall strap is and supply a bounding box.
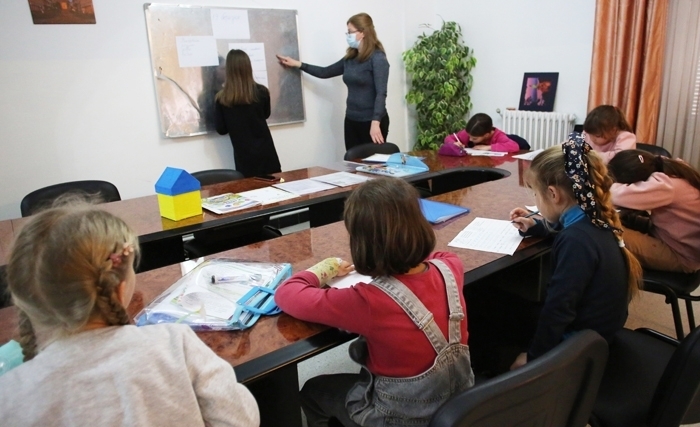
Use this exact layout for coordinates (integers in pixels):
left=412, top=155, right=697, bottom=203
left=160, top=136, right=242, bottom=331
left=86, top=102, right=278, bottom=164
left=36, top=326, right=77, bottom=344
left=426, top=259, right=464, bottom=345
left=370, top=268, right=454, bottom=354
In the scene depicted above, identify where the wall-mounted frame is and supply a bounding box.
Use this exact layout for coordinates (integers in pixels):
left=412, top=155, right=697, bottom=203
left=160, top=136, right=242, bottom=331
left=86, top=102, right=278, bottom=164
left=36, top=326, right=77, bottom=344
left=518, top=72, right=559, bottom=112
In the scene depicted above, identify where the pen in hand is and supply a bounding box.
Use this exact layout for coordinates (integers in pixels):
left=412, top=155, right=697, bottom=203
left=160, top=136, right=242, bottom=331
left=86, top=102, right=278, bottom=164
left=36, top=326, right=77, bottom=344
left=511, top=211, right=540, bottom=223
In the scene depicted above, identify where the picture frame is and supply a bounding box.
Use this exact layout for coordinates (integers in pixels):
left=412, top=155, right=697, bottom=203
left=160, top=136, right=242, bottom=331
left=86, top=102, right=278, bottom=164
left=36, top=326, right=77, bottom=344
left=518, top=72, right=559, bottom=112
left=27, top=0, right=96, bottom=25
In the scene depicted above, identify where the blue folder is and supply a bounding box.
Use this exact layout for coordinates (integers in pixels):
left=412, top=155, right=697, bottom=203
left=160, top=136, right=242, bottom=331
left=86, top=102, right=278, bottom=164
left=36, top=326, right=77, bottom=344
left=419, top=199, right=470, bottom=224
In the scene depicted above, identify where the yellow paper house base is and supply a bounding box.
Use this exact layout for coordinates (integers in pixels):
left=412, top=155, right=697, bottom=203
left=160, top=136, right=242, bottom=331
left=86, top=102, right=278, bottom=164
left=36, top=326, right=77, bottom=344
left=157, top=190, right=202, bottom=221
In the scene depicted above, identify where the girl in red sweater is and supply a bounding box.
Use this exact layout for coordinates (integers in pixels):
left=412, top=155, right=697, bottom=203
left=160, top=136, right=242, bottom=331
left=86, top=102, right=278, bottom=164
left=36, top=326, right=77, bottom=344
left=275, top=177, right=474, bottom=427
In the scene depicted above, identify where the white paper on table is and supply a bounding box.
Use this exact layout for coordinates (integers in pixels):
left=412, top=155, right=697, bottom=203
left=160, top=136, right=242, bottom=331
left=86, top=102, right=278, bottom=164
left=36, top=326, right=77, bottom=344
left=362, top=153, right=392, bottom=162
left=448, top=217, right=524, bottom=255
left=465, top=148, right=508, bottom=157
left=512, top=149, right=544, bottom=160
left=180, top=257, right=204, bottom=276
left=229, top=42, right=268, bottom=87
left=273, top=179, right=337, bottom=196
left=328, top=272, right=373, bottom=289
left=526, top=205, right=539, bottom=213
left=310, top=172, right=372, bottom=187
left=176, top=36, right=219, bottom=68
left=211, top=9, right=250, bottom=39
left=239, top=187, right=299, bottom=205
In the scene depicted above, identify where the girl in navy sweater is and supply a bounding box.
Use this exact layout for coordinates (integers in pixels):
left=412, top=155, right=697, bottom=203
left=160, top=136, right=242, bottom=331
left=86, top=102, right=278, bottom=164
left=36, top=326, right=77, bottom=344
left=509, top=135, right=642, bottom=369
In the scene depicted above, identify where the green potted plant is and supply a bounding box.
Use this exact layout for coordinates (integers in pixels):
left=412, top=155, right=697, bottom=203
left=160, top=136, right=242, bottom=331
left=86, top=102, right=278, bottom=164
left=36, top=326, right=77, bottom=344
left=403, top=21, right=476, bottom=150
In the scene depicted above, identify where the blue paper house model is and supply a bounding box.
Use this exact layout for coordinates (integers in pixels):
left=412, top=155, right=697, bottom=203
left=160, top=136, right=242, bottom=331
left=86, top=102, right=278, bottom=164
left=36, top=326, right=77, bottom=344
left=155, top=167, right=202, bottom=221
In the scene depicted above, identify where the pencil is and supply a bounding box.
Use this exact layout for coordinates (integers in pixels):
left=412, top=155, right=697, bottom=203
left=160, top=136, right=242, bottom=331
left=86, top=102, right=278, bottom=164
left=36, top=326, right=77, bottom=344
left=511, top=211, right=540, bottom=223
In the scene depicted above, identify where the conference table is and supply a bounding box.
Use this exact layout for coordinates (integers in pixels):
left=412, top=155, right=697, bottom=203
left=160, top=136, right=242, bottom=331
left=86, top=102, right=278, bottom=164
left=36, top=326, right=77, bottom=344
left=0, top=152, right=512, bottom=269
left=0, top=151, right=550, bottom=427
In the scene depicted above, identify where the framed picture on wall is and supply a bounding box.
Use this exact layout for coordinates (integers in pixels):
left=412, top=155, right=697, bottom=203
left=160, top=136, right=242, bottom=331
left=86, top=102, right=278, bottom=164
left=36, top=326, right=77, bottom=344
left=27, top=0, right=96, bottom=25
left=518, top=72, right=559, bottom=112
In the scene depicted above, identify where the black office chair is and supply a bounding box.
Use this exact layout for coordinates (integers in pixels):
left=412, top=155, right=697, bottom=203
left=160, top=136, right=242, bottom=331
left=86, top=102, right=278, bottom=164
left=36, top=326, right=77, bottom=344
left=343, top=142, right=400, bottom=161
left=429, top=330, right=608, bottom=427
left=589, top=327, right=700, bottom=427
left=636, top=143, right=672, bottom=158
left=641, top=269, right=700, bottom=339
left=20, top=180, right=121, bottom=217
left=191, top=169, right=245, bottom=186
left=506, top=134, right=531, bottom=150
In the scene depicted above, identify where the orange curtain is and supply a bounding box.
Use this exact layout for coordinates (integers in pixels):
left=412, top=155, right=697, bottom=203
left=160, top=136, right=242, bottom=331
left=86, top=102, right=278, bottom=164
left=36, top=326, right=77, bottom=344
left=588, top=0, right=669, bottom=143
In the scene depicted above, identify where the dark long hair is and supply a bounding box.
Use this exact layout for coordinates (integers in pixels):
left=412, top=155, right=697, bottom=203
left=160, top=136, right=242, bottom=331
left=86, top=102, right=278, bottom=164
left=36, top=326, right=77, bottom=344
left=466, top=113, right=494, bottom=137
left=215, top=49, right=260, bottom=107
left=608, top=149, right=700, bottom=193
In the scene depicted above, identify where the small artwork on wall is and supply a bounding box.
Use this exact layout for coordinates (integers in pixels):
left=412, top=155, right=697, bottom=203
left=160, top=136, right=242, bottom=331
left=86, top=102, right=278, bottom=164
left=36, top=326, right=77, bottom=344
left=28, top=0, right=96, bottom=25
left=518, top=72, right=559, bottom=112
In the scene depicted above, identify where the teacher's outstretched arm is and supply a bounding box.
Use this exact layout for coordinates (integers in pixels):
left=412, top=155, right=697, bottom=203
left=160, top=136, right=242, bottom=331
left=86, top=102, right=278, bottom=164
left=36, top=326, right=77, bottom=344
left=276, top=55, right=301, bottom=68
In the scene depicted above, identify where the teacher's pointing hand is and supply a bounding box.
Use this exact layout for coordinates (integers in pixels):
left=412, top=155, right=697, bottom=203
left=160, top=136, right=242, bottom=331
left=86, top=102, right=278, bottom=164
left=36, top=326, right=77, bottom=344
left=276, top=54, right=301, bottom=68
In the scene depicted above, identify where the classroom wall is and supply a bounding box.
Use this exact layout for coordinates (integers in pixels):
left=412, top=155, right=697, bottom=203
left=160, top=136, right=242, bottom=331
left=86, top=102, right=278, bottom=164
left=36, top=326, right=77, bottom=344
left=0, top=0, right=594, bottom=220
left=432, top=0, right=596, bottom=129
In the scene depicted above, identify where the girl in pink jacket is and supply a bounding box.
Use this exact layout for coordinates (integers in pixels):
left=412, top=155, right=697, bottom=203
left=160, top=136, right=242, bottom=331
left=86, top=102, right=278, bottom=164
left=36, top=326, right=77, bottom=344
left=583, top=105, right=636, bottom=164
left=608, top=149, right=700, bottom=273
left=439, top=113, right=520, bottom=155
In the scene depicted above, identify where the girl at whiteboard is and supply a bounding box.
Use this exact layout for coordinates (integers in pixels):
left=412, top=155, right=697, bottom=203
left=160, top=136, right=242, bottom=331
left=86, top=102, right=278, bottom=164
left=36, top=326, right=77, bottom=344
left=276, top=13, right=390, bottom=151
left=215, top=49, right=282, bottom=178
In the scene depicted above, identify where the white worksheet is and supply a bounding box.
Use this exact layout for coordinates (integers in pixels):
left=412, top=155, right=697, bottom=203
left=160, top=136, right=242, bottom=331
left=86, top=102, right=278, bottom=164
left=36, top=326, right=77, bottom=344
left=512, top=149, right=544, bottom=160
left=465, top=148, right=508, bottom=157
left=310, top=172, right=372, bottom=187
left=329, top=272, right=373, bottom=289
left=229, top=42, right=268, bottom=87
left=238, top=187, right=299, bottom=205
left=211, top=9, right=250, bottom=39
left=448, top=217, right=524, bottom=255
left=273, top=179, right=336, bottom=196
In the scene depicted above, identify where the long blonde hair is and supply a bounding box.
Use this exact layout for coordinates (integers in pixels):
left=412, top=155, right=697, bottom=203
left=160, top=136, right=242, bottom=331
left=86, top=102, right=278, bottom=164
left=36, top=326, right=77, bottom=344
left=527, top=145, right=642, bottom=298
left=345, top=13, right=385, bottom=62
left=7, top=205, right=140, bottom=361
left=215, top=49, right=261, bottom=107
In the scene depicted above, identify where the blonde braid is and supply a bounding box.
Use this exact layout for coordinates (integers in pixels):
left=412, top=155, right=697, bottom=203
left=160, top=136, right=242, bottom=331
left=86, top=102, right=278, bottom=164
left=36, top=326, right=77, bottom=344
left=588, top=152, right=643, bottom=298
left=17, top=310, right=38, bottom=361
left=93, top=255, right=131, bottom=326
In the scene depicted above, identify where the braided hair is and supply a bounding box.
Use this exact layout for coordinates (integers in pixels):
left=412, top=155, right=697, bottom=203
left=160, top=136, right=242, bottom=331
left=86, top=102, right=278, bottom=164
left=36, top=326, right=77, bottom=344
left=526, top=137, right=642, bottom=298
left=7, top=205, right=139, bottom=360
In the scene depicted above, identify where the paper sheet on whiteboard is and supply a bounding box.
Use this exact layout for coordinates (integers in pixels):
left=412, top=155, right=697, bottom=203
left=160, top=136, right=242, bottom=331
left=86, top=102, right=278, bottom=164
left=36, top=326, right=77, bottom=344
left=211, top=9, right=250, bottom=39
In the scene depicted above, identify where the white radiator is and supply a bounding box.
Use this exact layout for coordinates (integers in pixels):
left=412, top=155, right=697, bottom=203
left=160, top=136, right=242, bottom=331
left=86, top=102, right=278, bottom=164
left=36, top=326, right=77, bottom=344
left=501, top=110, right=577, bottom=150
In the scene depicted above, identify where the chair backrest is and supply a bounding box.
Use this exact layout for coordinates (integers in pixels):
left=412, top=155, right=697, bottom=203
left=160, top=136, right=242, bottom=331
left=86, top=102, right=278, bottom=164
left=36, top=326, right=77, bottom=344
left=343, top=142, right=400, bottom=161
left=191, top=169, right=245, bottom=186
left=636, top=143, right=672, bottom=158
left=429, top=330, right=609, bottom=427
left=649, top=326, right=700, bottom=427
left=506, top=134, right=531, bottom=150
left=20, top=180, right=122, bottom=217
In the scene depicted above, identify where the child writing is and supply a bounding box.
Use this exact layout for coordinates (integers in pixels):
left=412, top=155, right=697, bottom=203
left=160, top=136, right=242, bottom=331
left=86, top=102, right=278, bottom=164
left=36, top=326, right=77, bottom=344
left=274, top=177, right=474, bottom=427
left=0, top=205, right=260, bottom=426
left=215, top=49, right=281, bottom=178
left=509, top=135, right=641, bottom=370
left=439, top=113, right=520, bottom=155
left=581, top=104, right=636, bottom=163
left=608, top=149, right=700, bottom=273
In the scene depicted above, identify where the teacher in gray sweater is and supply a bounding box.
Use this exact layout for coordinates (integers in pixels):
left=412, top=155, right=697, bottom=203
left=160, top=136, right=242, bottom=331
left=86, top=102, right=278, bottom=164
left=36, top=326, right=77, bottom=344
left=277, top=12, right=389, bottom=151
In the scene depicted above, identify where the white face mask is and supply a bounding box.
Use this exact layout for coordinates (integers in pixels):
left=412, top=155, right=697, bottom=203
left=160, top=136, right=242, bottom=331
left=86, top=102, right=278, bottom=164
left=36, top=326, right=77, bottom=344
left=346, top=32, right=360, bottom=49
